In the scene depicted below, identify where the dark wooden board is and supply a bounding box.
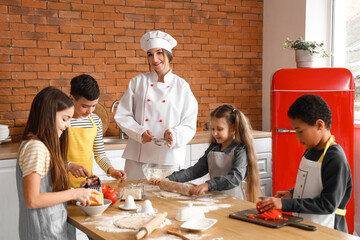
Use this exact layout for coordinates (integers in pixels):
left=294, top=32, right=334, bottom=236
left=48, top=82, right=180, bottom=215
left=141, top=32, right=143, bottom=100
left=229, top=208, right=317, bottom=231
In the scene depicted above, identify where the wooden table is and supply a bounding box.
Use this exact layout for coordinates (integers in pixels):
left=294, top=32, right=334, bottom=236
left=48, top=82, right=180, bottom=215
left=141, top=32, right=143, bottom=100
left=67, top=181, right=358, bottom=240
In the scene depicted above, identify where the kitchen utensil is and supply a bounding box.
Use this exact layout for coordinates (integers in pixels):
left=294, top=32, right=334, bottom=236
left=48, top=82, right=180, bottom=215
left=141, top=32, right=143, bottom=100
left=159, top=180, right=193, bottom=196
left=84, top=176, right=102, bottom=192
left=76, top=199, right=111, bottom=216
left=180, top=218, right=218, bottom=232
left=142, top=163, right=180, bottom=182
left=152, top=138, right=169, bottom=146
left=229, top=208, right=317, bottom=231
left=93, top=103, right=109, bottom=135
left=175, top=203, right=205, bottom=221
left=136, top=200, right=157, bottom=214
left=135, top=212, right=168, bottom=239
left=167, top=227, right=190, bottom=240
left=118, top=195, right=140, bottom=210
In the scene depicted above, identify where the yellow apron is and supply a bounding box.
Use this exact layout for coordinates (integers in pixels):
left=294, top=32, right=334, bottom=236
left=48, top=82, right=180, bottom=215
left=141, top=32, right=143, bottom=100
left=68, top=116, right=97, bottom=188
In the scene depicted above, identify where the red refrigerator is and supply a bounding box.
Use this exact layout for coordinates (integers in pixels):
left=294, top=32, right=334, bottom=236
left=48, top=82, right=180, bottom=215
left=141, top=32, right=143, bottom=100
left=271, top=68, right=355, bottom=233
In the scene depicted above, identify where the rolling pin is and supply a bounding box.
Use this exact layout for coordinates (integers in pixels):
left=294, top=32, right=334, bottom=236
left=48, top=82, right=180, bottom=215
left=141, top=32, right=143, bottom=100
left=159, top=181, right=193, bottom=196
left=135, top=212, right=168, bottom=240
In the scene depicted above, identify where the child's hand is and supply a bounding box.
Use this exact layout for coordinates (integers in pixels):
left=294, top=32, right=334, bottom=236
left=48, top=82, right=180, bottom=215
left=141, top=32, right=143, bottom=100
left=108, top=167, right=127, bottom=182
left=151, top=178, right=169, bottom=185
left=68, top=162, right=90, bottom=178
left=274, top=190, right=291, bottom=198
left=258, top=197, right=282, bottom=212
left=73, top=188, right=100, bottom=206
left=191, top=183, right=209, bottom=196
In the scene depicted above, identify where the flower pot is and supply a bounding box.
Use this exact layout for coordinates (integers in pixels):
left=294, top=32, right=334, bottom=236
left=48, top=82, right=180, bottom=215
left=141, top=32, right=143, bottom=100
left=295, top=49, right=314, bottom=68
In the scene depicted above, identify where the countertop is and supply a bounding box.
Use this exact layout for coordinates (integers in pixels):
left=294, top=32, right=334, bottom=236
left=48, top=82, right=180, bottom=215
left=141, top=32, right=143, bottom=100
left=0, top=130, right=271, bottom=160
left=67, top=180, right=358, bottom=240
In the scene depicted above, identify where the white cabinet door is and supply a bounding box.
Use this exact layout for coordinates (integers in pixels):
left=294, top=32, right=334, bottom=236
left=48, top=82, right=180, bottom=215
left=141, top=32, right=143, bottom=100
left=0, top=159, right=19, bottom=240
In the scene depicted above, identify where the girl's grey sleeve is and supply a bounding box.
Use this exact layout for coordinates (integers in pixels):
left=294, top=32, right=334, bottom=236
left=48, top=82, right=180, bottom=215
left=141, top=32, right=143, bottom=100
left=167, top=144, right=215, bottom=182
left=206, top=146, right=248, bottom=192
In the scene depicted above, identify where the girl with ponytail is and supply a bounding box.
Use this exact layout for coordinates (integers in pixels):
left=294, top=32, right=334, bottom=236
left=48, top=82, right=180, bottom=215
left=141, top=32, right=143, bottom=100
left=152, top=104, right=261, bottom=202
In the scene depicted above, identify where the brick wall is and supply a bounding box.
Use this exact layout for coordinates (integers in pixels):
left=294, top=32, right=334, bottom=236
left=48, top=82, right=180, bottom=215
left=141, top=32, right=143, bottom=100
left=0, top=0, right=263, bottom=142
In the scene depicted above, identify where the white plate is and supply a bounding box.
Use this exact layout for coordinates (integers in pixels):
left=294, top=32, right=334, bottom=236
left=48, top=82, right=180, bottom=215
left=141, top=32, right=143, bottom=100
left=136, top=207, right=158, bottom=214
left=118, top=204, right=140, bottom=211
left=180, top=218, right=218, bottom=231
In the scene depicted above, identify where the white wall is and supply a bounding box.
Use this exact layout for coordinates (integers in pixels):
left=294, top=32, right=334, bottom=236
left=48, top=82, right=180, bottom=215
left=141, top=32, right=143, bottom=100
left=262, top=0, right=331, bottom=131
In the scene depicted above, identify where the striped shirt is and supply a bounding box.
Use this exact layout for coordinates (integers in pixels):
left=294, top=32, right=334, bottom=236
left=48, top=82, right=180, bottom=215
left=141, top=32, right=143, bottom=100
left=70, top=113, right=112, bottom=173
left=18, top=139, right=50, bottom=178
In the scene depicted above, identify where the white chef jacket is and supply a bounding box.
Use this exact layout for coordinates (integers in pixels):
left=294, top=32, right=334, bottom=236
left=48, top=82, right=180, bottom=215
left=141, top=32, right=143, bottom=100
left=114, top=70, right=198, bottom=167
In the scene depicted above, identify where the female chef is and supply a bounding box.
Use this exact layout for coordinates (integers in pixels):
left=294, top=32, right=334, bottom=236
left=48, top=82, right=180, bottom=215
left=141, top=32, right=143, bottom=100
left=114, top=31, right=198, bottom=180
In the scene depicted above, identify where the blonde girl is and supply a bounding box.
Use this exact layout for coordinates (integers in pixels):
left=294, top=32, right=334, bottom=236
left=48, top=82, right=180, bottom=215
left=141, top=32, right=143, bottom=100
left=153, top=104, right=261, bottom=203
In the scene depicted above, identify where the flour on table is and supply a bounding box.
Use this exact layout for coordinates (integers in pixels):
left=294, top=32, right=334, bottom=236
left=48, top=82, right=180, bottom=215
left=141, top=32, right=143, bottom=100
left=147, top=233, right=210, bottom=240
left=177, top=199, right=232, bottom=213
left=92, top=212, right=171, bottom=233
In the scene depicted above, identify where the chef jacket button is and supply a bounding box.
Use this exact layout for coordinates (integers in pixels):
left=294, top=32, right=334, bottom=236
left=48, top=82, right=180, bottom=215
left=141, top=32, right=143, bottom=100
left=145, top=118, right=149, bottom=122
left=303, top=174, right=305, bottom=177
left=162, top=100, right=166, bottom=103
left=167, top=86, right=170, bottom=88
left=159, top=120, right=162, bottom=122
left=300, top=185, right=303, bottom=188
left=150, top=84, right=154, bottom=87
left=147, top=99, right=150, bottom=102
left=298, top=195, right=300, bottom=198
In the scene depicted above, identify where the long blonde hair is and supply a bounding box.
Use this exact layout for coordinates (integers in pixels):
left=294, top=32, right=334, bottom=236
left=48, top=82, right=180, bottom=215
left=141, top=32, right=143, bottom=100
left=210, top=104, right=261, bottom=202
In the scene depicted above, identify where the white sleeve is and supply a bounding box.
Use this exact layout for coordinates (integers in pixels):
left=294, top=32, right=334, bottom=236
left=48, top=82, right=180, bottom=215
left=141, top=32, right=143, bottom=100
left=114, top=79, right=147, bottom=143
left=170, top=84, right=198, bottom=148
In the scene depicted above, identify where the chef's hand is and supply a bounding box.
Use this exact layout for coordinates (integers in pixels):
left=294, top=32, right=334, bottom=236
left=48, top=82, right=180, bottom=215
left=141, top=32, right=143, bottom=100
left=164, top=129, right=173, bottom=147
left=258, top=197, right=282, bottom=212
left=73, top=188, right=100, bottom=206
left=142, top=129, right=154, bottom=143
left=108, top=167, right=127, bottom=182
left=191, top=182, right=209, bottom=196
left=274, top=190, right=292, bottom=198
left=68, top=163, right=90, bottom=178
left=151, top=178, right=169, bottom=185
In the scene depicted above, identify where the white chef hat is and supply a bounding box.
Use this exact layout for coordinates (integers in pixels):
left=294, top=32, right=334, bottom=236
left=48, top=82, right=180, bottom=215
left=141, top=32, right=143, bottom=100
left=140, top=31, right=177, bottom=53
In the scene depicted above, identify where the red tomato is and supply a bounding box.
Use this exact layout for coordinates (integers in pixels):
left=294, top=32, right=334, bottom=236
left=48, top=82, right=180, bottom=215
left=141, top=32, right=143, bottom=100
left=104, top=192, right=117, bottom=205
left=247, top=214, right=255, bottom=219
left=102, top=185, right=114, bottom=194
left=256, top=201, right=261, bottom=213
left=101, top=184, right=109, bottom=194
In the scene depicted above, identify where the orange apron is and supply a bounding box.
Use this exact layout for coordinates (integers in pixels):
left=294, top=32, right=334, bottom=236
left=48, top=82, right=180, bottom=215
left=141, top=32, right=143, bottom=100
left=68, top=116, right=97, bottom=188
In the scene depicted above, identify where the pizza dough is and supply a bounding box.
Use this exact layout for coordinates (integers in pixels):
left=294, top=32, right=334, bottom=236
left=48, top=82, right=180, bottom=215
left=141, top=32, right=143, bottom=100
left=159, top=181, right=193, bottom=196
left=113, top=214, right=153, bottom=230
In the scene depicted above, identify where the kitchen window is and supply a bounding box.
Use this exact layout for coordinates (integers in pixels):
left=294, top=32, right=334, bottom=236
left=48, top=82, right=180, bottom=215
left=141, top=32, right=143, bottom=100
left=332, top=0, right=360, bottom=121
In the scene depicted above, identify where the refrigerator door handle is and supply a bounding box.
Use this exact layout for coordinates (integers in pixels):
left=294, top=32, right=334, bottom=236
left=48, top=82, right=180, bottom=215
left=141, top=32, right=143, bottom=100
left=276, top=128, right=296, bottom=133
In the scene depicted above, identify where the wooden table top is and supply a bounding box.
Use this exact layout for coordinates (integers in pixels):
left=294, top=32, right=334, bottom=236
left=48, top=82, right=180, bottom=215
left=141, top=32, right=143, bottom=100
left=67, top=181, right=358, bottom=240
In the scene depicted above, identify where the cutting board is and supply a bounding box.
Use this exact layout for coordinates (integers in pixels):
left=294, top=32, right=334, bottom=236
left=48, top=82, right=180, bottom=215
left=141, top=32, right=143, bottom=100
left=229, top=208, right=317, bottom=231
left=93, top=103, right=110, bottom=135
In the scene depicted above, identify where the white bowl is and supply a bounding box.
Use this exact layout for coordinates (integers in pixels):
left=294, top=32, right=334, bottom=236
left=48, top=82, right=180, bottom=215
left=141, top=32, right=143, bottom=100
left=76, top=199, right=111, bottom=216
left=142, top=163, right=180, bottom=181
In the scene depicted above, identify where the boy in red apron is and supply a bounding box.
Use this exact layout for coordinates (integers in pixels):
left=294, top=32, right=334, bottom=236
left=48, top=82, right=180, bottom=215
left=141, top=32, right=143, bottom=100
left=258, top=94, right=352, bottom=233
left=67, top=74, right=126, bottom=188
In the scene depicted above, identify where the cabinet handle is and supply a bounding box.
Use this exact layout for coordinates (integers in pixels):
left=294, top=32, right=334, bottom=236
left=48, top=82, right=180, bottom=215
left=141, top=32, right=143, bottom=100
left=276, top=128, right=296, bottom=133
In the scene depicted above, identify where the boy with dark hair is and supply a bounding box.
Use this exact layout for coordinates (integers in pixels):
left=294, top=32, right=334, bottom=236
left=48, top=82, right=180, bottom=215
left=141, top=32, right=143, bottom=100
left=68, top=74, right=126, bottom=188
left=258, top=94, right=352, bottom=233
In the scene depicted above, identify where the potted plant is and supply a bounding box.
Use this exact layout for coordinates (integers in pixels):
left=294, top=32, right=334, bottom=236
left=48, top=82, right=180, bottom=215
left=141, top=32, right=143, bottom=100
left=283, top=37, right=330, bottom=68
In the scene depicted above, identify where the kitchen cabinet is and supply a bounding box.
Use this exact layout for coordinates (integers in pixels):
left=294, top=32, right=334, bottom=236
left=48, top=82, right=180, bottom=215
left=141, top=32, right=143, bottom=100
left=184, top=137, right=272, bottom=197
left=0, top=158, right=19, bottom=240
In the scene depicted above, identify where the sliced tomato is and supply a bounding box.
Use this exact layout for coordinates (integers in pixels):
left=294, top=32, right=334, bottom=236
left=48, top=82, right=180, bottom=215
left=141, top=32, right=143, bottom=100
left=247, top=214, right=256, bottom=219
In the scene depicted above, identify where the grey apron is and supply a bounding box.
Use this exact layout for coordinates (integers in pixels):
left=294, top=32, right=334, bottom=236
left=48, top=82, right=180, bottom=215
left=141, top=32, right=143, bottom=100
left=207, top=147, right=245, bottom=199
left=16, top=150, right=75, bottom=240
